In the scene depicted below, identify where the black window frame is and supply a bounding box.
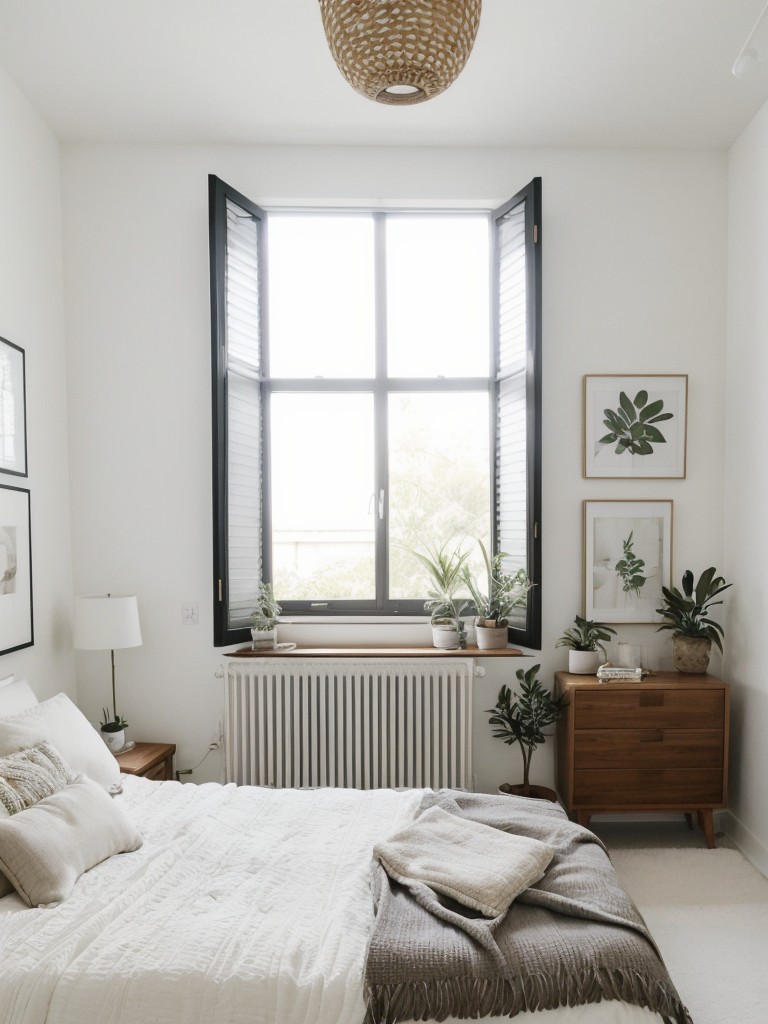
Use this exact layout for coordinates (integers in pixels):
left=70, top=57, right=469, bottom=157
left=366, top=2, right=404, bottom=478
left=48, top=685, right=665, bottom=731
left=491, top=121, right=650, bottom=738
left=209, top=175, right=542, bottom=649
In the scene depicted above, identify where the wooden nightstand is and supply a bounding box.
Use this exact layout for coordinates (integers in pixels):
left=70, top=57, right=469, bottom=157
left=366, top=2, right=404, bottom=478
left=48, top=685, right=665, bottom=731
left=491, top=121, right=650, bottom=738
left=115, top=742, right=176, bottom=781
left=555, top=672, right=729, bottom=848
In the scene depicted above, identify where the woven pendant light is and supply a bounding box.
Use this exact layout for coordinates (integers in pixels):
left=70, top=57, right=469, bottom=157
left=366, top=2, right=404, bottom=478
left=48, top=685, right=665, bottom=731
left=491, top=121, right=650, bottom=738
left=319, top=0, right=482, bottom=105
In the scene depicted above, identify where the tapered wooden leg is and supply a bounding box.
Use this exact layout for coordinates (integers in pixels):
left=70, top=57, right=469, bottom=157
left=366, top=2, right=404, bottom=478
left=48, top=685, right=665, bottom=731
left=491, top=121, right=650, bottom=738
left=685, top=812, right=695, bottom=830
left=698, top=809, right=716, bottom=849
left=576, top=810, right=592, bottom=828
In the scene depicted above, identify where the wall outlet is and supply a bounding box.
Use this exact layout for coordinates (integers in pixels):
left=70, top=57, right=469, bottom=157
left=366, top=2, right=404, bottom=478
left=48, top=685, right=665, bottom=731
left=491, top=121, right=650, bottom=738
left=182, top=602, right=199, bottom=625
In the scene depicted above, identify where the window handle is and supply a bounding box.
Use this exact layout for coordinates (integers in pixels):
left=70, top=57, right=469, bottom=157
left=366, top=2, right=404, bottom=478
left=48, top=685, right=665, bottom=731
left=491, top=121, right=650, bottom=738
left=378, top=490, right=385, bottom=520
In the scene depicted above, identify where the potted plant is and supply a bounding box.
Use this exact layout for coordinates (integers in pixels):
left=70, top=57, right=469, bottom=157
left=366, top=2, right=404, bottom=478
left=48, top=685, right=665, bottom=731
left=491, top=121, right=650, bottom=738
left=486, top=664, right=565, bottom=800
left=462, top=540, right=532, bottom=649
left=656, top=567, right=732, bottom=673
left=556, top=614, right=616, bottom=674
left=101, top=708, right=128, bottom=753
left=251, top=581, right=281, bottom=650
left=409, top=540, right=470, bottom=649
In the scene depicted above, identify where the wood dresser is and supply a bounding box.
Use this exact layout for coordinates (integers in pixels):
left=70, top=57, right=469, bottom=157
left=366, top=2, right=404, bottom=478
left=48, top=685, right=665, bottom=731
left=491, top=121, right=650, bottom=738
left=555, top=672, right=729, bottom=848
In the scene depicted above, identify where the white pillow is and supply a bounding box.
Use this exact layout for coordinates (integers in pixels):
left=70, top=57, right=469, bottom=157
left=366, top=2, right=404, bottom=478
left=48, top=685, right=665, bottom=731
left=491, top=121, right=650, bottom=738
left=0, top=678, right=38, bottom=718
left=0, top=694, right=120, bottom=789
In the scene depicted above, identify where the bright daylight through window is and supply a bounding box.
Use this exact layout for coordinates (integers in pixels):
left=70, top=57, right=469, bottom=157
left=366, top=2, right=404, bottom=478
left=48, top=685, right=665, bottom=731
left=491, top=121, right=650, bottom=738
left=209, top=176, right=541, bottom=649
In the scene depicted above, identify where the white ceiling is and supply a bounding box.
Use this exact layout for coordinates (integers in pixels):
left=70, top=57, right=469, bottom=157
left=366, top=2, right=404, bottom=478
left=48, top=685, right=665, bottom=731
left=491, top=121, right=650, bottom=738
left=0, top=0, right=767, bottom=149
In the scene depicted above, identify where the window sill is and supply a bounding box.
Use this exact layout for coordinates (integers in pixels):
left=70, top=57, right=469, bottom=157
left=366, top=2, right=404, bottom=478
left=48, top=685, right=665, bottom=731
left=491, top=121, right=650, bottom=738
left=224, top=644, right=524, bottom=658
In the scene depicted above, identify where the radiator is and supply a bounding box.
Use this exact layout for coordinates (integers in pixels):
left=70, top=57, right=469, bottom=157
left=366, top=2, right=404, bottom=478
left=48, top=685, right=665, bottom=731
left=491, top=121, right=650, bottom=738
left=223, top=658, right=475, bottom=790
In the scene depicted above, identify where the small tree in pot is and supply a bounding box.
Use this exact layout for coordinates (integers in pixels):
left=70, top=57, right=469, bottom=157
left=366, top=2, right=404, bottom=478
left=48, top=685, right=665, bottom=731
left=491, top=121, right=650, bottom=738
left=656, top=567, right=732, bottom=673
left=556, top=615, right=616, bottom=674
left=486, top=665, right=565, bottom=800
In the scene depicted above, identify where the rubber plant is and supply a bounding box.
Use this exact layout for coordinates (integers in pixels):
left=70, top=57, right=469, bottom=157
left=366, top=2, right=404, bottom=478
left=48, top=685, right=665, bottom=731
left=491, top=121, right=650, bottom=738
left=656, top=567, right=732, bottom=652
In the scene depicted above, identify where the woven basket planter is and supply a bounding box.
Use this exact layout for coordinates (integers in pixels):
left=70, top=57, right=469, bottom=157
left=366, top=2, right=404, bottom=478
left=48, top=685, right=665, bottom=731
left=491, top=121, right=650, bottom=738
left=319, top=0, right=482, bottom=105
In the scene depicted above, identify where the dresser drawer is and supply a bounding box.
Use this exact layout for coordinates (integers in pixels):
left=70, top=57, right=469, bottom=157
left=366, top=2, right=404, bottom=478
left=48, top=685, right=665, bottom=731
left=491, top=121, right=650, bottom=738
left=573, top=688, right=724, bottom=730
left=574, top=729, right=724, bottom=770
left=573, top=768, right=725, bottom=806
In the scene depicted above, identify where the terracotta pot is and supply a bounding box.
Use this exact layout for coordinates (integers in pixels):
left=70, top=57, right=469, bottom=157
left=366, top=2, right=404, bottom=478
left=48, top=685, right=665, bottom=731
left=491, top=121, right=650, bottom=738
left=568, top=650, right=601, bottom=674
left=673, top=635, right=711, bottom=674
left=498, top=782, right=558, bottom=802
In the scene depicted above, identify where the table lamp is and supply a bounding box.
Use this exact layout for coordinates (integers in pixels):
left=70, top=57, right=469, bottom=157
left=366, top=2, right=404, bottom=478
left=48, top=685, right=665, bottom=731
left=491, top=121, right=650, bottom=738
left=73, top=594, right=142, bottom=730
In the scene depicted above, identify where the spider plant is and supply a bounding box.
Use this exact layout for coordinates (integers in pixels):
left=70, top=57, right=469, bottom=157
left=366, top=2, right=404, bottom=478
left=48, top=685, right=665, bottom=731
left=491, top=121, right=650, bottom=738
left=408, top=540, right=470, bottom=639
left=462, top=539, right=532, bottom=627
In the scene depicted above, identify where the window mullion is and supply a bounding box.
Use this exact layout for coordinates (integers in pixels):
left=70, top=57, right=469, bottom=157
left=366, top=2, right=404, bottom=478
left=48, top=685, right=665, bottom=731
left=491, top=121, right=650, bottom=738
left=374, top=213, right=388, bottom=610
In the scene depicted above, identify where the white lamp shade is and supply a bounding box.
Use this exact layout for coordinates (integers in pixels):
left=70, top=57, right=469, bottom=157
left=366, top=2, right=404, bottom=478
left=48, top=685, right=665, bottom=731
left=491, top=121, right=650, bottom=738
left=73, top=595, right=143, bottom=650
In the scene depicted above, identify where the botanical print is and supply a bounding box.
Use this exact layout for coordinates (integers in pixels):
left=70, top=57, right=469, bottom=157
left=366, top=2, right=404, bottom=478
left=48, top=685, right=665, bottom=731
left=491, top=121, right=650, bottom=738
left=0, top=525, right=16, bottom=595
left=583, top=375, right=687, bottom=478
left=584, top=500, right=672, bottom=624
left=0, top=338, right=27, bottom=477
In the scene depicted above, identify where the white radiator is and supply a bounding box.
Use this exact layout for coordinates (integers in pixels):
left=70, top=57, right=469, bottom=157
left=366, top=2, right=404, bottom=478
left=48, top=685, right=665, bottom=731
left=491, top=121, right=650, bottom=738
left=223, top=658, right=475, bottom=790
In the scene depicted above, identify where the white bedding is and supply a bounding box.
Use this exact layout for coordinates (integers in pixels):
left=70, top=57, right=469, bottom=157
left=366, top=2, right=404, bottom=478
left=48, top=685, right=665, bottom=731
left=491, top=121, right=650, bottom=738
left=0, top=777, right=664, bottom=1024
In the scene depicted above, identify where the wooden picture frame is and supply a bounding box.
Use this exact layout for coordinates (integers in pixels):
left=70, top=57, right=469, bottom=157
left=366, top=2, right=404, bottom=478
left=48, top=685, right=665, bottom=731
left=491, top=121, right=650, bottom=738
left=583, top=374, right=687, bottom=478
left=0, top=337, right=28, bottom=477
left=0, top=483, right=33, bottom=655
left=584, top=499, right=672, bottom=624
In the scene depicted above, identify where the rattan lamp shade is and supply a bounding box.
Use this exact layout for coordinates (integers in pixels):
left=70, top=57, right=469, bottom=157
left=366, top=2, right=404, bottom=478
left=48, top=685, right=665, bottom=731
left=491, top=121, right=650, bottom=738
left=319, top=0, right=482, bottom=105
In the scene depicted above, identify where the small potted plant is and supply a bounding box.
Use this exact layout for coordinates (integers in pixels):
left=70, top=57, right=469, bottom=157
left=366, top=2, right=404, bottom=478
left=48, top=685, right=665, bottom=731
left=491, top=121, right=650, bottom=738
left=251, top=581, right=281, bottom=649
left=409, top=540, right=470, bottom=649
left=556, top=614, right=616, bottom=674
left=486, top=664, right=565, bottom=800
left=656, top=567, right=732, bottom=673
left=462, top=540, right=532, bottom=649
left=101, top=709, right=128, bottom=753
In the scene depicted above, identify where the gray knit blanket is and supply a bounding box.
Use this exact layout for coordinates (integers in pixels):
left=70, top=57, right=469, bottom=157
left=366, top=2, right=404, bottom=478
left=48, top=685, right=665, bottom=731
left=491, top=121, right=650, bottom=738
left=364, top=789, right=693, bottom=1024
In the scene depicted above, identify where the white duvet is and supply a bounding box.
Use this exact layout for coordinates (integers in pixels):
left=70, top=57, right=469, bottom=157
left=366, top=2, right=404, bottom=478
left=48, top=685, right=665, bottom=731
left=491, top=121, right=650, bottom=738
left=0, top=777, right=663, bottom=1024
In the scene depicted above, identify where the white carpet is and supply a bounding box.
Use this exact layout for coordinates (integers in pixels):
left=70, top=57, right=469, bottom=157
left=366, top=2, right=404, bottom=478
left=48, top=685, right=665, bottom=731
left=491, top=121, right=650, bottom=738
left=610, top=847, right=768, bottom=1024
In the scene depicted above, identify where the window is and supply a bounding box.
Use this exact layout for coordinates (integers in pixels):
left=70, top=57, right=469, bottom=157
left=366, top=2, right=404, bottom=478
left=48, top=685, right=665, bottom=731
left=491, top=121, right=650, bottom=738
left=209, top=176, right=541, bottom=648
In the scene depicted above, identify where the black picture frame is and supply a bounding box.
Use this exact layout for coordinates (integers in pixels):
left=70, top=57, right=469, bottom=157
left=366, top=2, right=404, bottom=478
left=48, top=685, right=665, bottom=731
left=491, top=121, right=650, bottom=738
left=0, top=483, right=34, bottom=655
left=0, top=337, right=28, bottom=477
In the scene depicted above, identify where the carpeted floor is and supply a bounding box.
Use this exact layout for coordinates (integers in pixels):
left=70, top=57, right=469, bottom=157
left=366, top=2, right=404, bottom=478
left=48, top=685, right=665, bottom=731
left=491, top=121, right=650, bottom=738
left=596, top=827, right=768, bottom=1024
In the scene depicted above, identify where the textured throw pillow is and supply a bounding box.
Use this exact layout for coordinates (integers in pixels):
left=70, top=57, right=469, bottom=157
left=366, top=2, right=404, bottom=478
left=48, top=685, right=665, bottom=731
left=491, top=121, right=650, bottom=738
left=0, top=741, right=75, bottom=817
left=0, top=774, right=143, bottom=907
left=0, top=678, right=37, bottom=718
left=0, top=694, right=120, bottom=789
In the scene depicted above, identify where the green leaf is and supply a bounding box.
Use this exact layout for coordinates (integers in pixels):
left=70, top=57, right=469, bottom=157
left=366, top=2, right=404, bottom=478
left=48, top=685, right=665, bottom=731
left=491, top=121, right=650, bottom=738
left=635, top=440, right=654, bottom=455
left=598, top=432, right=617, bottom=445
left=619, top=392, right=636, bottom=422
left=634, top=390, right=648, bottom=407
left=647, top=412, right=674, bottom=423
left=643, top=425, right=667, bottom=444
left=638, top=399, right=664, bottom=422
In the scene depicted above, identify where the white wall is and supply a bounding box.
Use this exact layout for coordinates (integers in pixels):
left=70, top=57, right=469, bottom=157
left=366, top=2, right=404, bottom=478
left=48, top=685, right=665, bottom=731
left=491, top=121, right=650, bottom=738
left=0, top=68, right=75, bottom=698
left=61, top=143, right=727, bottom=789
left=724, top=97, right=768, bottom=874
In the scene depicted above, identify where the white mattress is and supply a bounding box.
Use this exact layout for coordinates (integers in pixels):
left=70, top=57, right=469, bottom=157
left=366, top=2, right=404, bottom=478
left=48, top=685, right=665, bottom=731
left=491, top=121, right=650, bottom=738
left=0, top=777, right=663, bottom=1024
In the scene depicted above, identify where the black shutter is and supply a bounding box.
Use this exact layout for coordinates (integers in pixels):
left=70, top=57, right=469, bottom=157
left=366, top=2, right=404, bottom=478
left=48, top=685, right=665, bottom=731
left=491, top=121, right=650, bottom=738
left=492, top=178, right=542, bottom=649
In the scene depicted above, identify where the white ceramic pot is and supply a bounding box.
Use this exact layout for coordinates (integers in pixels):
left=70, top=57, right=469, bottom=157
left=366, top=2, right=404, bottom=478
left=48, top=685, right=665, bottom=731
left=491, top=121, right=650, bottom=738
left=476, top=624, right=508, bottom=650
left=102, top=728, right=125, bottom=753
left=432, top=624, right=461, bottom=650
left=568, top=650, right=601, bottom=675
left=251, top=627, right=277, bottom=650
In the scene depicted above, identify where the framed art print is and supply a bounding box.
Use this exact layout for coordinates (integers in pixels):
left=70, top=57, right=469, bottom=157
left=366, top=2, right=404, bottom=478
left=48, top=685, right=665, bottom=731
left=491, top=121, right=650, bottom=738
left=584, top=499, right=672, bottom=624
left=583, top=374, right=687, bottom=478
left=0, top=337, right=28, bottom=477
left=0, top=484, right=33, bottom=654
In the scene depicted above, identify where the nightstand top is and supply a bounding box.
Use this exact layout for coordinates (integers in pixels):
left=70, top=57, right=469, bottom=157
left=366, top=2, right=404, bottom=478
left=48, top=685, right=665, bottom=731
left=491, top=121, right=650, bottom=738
left=115, top=741, right=176, bottom=776
left=555, top=671, right=727, bottom=690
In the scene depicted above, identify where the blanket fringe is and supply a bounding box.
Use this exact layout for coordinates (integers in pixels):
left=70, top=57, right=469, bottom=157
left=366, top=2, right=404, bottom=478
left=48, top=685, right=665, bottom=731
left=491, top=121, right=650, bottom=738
left=364, top=965, right=694, bottom=1024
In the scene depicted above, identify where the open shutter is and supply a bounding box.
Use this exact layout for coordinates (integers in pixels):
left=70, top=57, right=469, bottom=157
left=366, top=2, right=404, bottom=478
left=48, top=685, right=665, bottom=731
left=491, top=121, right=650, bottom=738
left=492, top=178, right=542, bottom=649
left=210, top=176, right=266, bottom=646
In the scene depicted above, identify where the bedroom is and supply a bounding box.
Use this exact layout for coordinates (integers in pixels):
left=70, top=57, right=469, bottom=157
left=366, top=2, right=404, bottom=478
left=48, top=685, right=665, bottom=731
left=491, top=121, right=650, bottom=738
left=0, top=1, right=767, bottom=1020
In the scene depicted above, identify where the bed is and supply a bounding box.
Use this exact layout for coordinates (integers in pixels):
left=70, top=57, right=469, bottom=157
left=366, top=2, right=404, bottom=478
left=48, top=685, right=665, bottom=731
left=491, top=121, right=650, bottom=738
left=0, top=682, right=692, bottom=1024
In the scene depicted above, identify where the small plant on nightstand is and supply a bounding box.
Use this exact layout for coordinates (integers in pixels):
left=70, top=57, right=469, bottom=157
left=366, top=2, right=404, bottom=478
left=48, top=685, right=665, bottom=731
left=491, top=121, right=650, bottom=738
left=556, top=614, right=616, bottom=674
left=101, top=708, right=128, bottom=753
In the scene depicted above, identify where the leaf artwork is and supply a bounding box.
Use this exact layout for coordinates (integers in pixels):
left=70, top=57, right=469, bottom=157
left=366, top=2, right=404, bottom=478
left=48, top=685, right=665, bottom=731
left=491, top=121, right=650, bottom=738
left=614, top=531, right=646, bottom=596
left=598, top=390, right=673, bottom=456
